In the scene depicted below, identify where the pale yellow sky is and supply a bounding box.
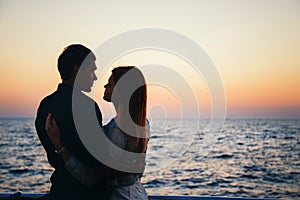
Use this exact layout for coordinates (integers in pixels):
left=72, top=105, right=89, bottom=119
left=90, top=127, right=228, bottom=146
left=0, top=0, right=299, bottom=118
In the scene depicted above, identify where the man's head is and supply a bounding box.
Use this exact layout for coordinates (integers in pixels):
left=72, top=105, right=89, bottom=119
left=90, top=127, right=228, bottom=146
left=58, top=44, right=97, bottom=92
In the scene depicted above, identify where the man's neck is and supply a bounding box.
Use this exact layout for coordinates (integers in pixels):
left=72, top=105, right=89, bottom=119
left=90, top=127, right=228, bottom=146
left=62, top=79, right=74, bottom=86
left=61, top=80, right=82, bottom=92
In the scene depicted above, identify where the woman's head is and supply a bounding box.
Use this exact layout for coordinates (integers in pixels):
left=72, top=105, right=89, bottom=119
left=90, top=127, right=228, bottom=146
left=104, top=66, right=147, bottom=152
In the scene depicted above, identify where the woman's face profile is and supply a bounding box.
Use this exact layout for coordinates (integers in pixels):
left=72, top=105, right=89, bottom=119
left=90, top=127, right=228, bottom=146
left=103, top=74, right=115, bottom=102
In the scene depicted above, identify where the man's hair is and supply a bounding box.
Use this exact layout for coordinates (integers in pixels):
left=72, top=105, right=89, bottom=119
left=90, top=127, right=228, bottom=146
left=57, top=44, right=96, bottom=80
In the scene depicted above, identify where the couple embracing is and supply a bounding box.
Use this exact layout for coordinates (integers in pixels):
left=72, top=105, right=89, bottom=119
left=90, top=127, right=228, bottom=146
left=35, top=44, right=149, bottom=200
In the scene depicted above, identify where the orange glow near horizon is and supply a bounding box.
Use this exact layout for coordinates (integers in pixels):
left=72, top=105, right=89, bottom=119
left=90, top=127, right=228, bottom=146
left=0, top=58, right=299, bottom=118
left=1, top=55, right=299, bottom=118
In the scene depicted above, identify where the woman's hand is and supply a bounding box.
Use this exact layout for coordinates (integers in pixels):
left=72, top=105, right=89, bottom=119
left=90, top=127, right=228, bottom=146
left=45, top=113, right=63, bottom=150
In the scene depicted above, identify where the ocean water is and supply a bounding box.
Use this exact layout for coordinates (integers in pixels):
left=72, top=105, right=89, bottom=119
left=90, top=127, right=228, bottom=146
left=0, top=118, right=299, bottom=199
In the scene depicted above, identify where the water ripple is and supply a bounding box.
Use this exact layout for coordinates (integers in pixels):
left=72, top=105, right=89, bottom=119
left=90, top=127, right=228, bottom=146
left=1, top=119, right=299, bottom=199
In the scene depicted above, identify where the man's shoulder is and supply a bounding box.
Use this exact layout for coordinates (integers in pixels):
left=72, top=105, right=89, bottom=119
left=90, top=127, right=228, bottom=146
left=37, top=86, right=72, bottom=114
left=39, top=84, right=75, bottom=104
left=37, top=90, right=58, bottom=108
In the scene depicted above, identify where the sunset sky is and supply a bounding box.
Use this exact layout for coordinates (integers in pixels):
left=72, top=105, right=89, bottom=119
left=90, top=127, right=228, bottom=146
left=1, top=0, right=299, bottom=119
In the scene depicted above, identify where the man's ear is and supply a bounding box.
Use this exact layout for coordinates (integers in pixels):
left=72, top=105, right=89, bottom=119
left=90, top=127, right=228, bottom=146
left=73, top=65, right=79, bottom=75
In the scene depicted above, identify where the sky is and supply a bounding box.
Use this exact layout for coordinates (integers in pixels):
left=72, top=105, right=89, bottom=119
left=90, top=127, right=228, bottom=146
left=0, top=0, right=300, bottom=119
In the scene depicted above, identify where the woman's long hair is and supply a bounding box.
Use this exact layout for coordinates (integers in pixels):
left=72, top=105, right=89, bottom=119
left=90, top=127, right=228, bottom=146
left=112, top=66, right=147, bottom=153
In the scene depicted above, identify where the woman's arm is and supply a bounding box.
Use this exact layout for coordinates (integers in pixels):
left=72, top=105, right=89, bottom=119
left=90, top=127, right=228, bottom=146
left=45, top=113, right=71, bottom=162
left=45, top=113, right=119, bottom=186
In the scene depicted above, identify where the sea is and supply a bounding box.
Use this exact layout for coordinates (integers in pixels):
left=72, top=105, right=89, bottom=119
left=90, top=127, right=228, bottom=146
left=0, top=118, right=299, bottom=199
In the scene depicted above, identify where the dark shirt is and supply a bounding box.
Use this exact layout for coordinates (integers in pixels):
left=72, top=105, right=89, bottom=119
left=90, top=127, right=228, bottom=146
left=35, top=83, right=109, bottom=200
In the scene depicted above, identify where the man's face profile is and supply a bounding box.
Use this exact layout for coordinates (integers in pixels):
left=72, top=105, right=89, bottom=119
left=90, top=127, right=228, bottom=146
left=75, top=60, right=97, bottom=92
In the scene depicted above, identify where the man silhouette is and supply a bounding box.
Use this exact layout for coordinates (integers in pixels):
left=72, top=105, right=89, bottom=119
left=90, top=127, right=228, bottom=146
left=35, top=44, right=108, bottom=200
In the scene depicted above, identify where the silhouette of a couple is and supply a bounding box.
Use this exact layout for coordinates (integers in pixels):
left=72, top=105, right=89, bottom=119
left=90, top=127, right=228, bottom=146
left=35, top=44, right=149, bottom=200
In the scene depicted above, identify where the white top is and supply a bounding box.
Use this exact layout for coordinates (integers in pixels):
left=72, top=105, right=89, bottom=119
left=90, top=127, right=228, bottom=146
left=64, top=118, right=150, bottom=199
